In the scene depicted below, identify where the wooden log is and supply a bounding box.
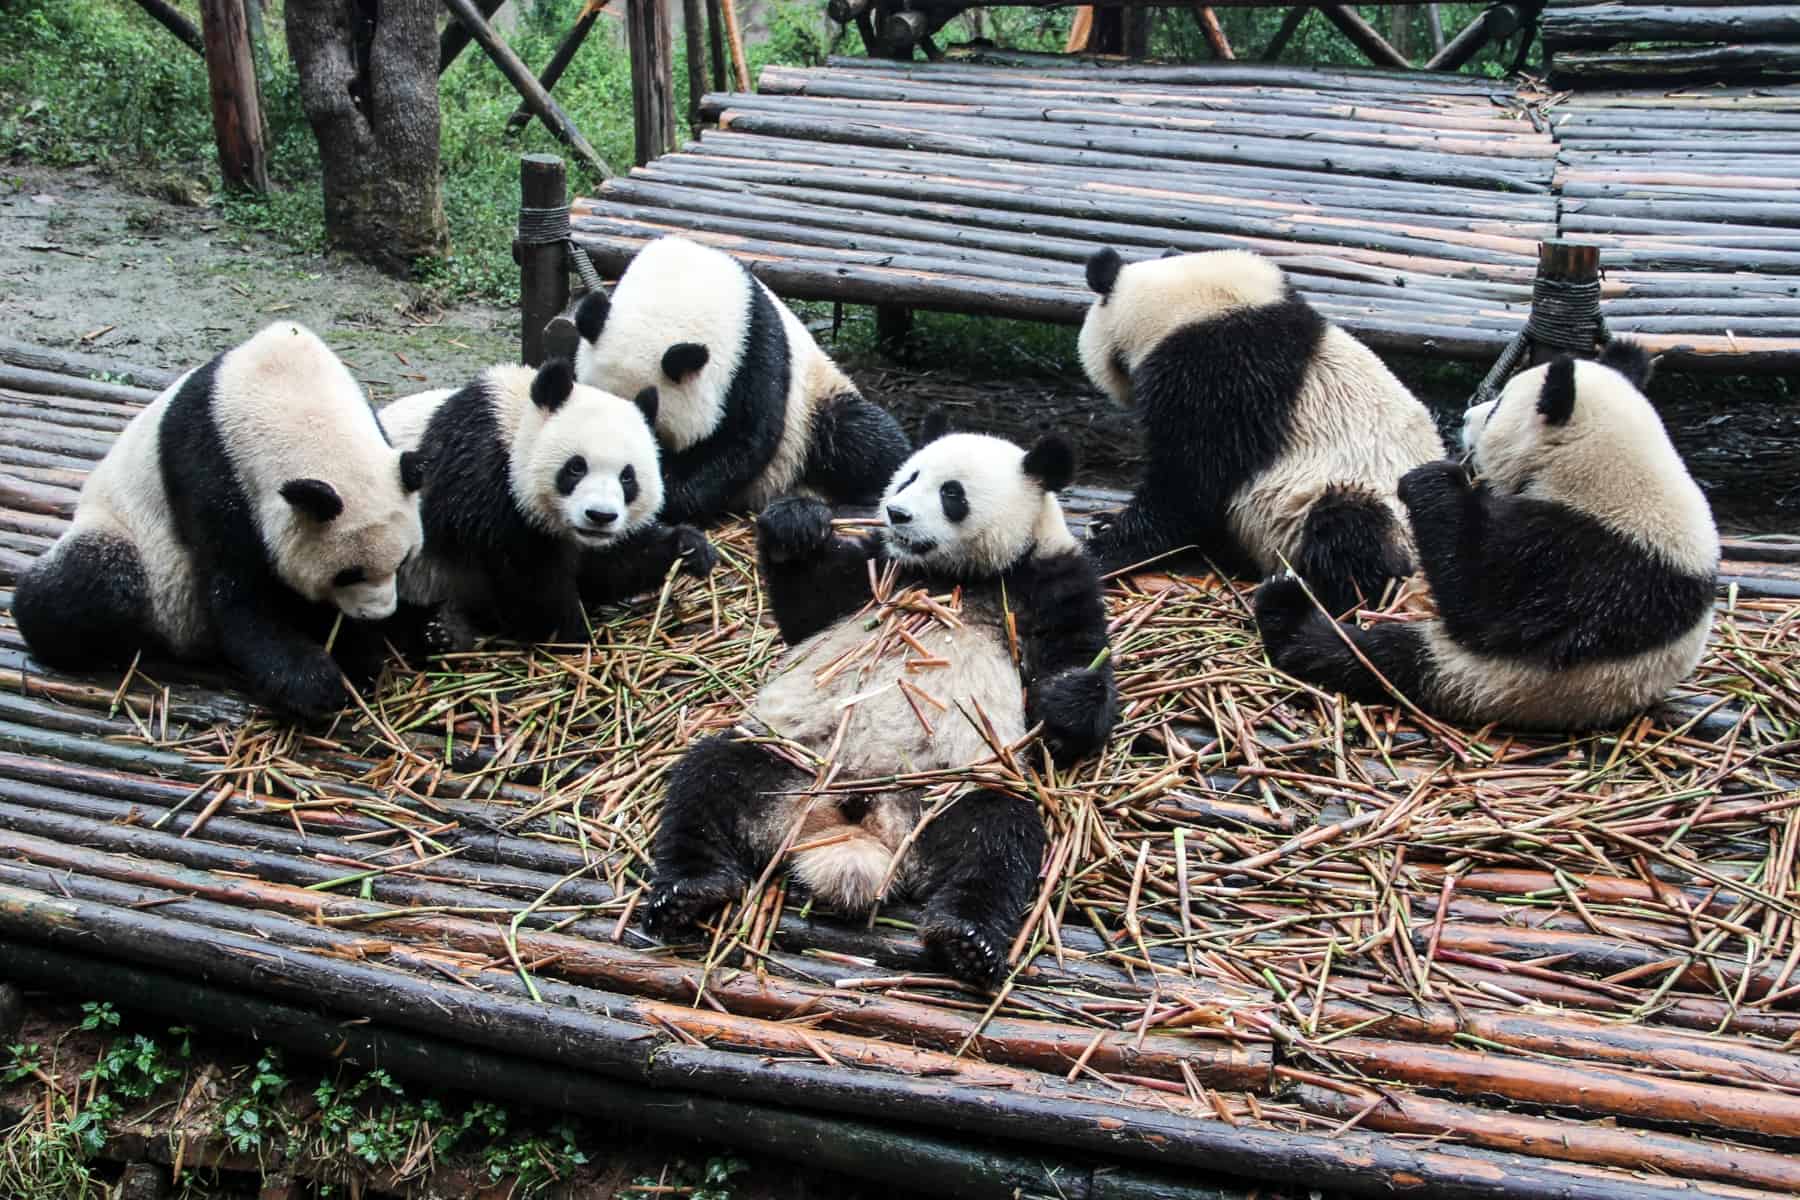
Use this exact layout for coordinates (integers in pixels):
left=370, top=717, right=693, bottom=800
left=1427, top=3, right=1521, bottom=71
left=823, top=51, right=1499, bottom=91
left=130, top=0, right=205, bottom=57
left=626, top=0, right=676, bottom=166
left=1261, top=5, right=1312, bottom=60
left=1194, top=7, right=1235, bottom=59
left=0, top=945, right=1243, bottom=1200
left=720, top=0, right=750, bottom=88
left=683, top=0, right=706, bottom=127
left=1296, top=1086, right=1800, bottom=1195
left=0, top=339, right=176, bottom=391
left=441, top=0, right=611, bottom=179
left=519, top=155, right=571, bottom=368
left=1554, top=44, right=1800, bottom=84
left=1543, top=5, right=1800, bottom=52
left=1317, top=4, right=1413, bottom=69
left=705, top=0, right=727, bottom=90
left=0, top=366, right=157, bottom=407
left=439, top=0, right=506, bottom=74
left=198, top=0, right=268, bottom=194
left=506, top=0, right=608, bottom=135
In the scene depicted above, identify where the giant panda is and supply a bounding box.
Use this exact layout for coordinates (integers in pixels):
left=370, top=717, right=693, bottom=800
left=13, top=322, right=425, bottom=720
left=643, top=417, right=1117, bottom=986
left=1253, top=340, right=1719, bottom=730
left=378, top=358, right=715, bottom=645
left=1077, top=246, right=1445, bottom=615
left=572, top=235, right=912, bottom=523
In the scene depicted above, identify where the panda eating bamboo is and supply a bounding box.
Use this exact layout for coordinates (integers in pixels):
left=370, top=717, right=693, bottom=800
left=644, top=417, right=1118, bottom=986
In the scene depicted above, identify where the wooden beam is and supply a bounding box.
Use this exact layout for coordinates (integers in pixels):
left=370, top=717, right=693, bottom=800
left=440, top=0, right=505, bottom=74
left=1427, top=3, right=1521, bottom=71
left=1261, top=6, right=1312, bottom=60
left=131, top=0, right=205, bottom=57
left=626, top=0, right=677, bottom=165
left=506, top=0, right=609, bottom=134
left=1317, top=4, right=1412, bottom=68
left=199, top=0, right=268, bottom=194
left=441, top=0, right=612, bottom=179
left=683, top=0, right=707, bottom=126
left=1194, top=8, right=1236, bottom=59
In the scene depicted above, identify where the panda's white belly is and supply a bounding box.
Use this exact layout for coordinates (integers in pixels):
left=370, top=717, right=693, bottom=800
left=67, top=382, right=208, bottom=654
left=752, top=612, right=1026, bottom=779
left=1228, top=326, right=1444, bottom=571
left=1423, top=614, right=1713, bottom=729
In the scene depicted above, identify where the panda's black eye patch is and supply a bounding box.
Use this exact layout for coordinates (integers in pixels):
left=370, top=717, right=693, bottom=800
left=332, top=567, right=366, bottom=588
left=556, top=456, right=588, bottom=496
left=940, top=480, right=969, bottom=523
left=620, top=463, right=638, bottom=505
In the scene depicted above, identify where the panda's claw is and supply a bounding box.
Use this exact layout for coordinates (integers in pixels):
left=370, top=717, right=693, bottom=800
left=672, top=525, right=719, bottom=579
left=756, top=496, right=835, bottom=563
left=923, top=916, right=1008, bottom=988
left=271, top=656, right=349, bottom=724
left=641, top=871, right=745, bottom=939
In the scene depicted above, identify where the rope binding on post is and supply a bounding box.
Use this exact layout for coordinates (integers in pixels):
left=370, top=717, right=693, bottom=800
left=1468, top=244, right=1608, bottom=410
left=516, top=201, right=604, bottom=295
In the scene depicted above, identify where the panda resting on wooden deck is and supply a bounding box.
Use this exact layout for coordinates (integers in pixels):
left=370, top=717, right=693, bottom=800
left=1255, top=340, right=1720, bottom=730
left=379, top=358, right=716, bottom=646
left=644, top=417, right=1118, bottom=986
left=573, top=235, right=913, bottom=524
left=13, top=323, right=426, bottom=721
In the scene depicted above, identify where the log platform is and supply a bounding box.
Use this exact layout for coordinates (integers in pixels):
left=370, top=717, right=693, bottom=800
left=1544, top=1, right=1800, bottom=86
left=2, top=346, right=1800, bottom=1199
left=563, top=56, right=1800, bottom=372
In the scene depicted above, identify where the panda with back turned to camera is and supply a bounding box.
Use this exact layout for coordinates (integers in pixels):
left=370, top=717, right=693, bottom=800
left=13, top=322, right=425, bottom=720
left=572, top=235, right=912, bottom=523
left=378, top=358, right=716, bottom=646
left=1254, top=340, right=1719, bottom=730
left=1078, top=246, right=1445, bottom=614
left=642, top=416, right=1117, bottom=986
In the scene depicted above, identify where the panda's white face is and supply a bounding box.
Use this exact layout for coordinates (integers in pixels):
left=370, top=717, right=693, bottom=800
left=514, top=382, right=664, bottom=548
left=881, top=433, right=1071, bottom=577
left=272, top=454, right=424, bottom=622
left=1078, top=248, right=1288, bottom=407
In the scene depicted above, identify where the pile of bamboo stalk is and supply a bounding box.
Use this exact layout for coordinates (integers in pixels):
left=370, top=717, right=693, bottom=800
left=1544, top=1, right=1800, bottom=85
left=567, top=56, right=1800, bottom=371
left=3, top=354, right=1800, bottom=1198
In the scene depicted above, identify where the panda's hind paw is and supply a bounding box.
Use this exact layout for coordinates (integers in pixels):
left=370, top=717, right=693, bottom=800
left=756, top=496, right=835, bottom=563
left=642, top=870, right=745, bottom=940
left=923, top=916, right=1009, bottom=988
left=672, top=525, right=719, bottom=579
left=267, top=656, right=349, bottom=724
left=1252, top=574, right=1315, bottom=648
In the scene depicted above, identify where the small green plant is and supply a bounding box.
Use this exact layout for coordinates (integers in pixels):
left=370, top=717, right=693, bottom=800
left=85, top=1032, right=182, bottom=1101
left=218, top=1049, right=291, bottom=1155
left=2, top=1042, right=45, bottom=1084
left=630, top=1155, right=749, bottom=1200
left=481, top=1119, right=590, bottom=1196
left=75, top=1002, right=118, bottom=1032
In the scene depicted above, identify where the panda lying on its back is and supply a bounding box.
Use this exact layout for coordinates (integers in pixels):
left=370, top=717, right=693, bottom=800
left=1255, top=341, right=1719, bottom=730
left=644, top=419, right=1117, bottom=986
left=573, top=236, right=912, bottom=523
left=14, top=323, right=424, bottom=720
left=1078, top=247, right=1444, bottom=615
left=379, top=359, right=714, bottom=645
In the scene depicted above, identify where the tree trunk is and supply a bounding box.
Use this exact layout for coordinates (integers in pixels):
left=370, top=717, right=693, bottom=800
left=285, top=0, right=447, bottom=269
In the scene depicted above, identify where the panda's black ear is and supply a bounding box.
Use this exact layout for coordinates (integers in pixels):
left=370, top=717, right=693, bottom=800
left=398, top=451, right=426, bottom=494
left=1023, top=435, right=1076, bottom=493
left=1085, top=247, right=1122, bottom=298
left=1539, top=356, right=1577, bottom=426
left=631, top=385, right=659, bottom=425
left=280, top=478, right=344, bottom=523
left=532, top=357, right=577, bottom=412
left=573, top=291, right=609, bottom=343
left=662, top=342, right=709, bottom=383
left=919, top=409, right=953, bottom=444
left=1598, top=338, right=1654, bottom=391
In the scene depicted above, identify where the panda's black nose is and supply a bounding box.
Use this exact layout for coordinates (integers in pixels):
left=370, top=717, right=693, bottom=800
left=585, top=508, right=619, bottom=526
left=886, top=506, right=911, bottom=525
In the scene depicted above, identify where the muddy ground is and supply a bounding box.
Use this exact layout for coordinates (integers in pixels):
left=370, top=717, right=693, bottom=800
left=3, top=162, right=1795, bottom=534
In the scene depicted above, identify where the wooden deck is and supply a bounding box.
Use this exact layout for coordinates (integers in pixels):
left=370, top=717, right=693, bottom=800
left=3, top=350, right=1800, bottom=1199
left=569, top=58, right=1800, bottom=371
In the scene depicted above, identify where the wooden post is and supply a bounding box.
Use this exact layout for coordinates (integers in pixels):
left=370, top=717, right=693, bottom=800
left=876, top=305, right=912, bottom=358
left=0, top=982, right=20, bottom=1044
left=1529, top=241, right=1603, bottom=365
left=683, top=0, right=707, bottom=127
left=198, top=0, right=268, bottom=194
left=1390, top=5, right=1413, bottom=61
left=627, top=0, right=677, bottom=166
left=1425, top=4, right=1446, bottom=54
left=706, top=0, right=728, bottom=88
left=1124, top=6, right=1151, bottom=58
left=519, top=156, right=571, bottom=369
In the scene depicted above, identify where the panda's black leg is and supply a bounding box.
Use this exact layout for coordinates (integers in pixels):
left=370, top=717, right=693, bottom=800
left=208, top=572, right=347, bottom=721
left=802, top=394, right=913, bottom=507
left=1253, top=575, right=1435, bottom=707
left=494, top=560, right=588, bottom=644
left=12, top=531, right=154, bottom=670
left=578, top=523, right=717, bottom=607
left=914, top=789, right=1046, bottom=987
left=645, top=734, right=802, bottom=938
left=1292, top=487, right=1413, bottom=617
left=1083, top=490, right=1194, bottom=576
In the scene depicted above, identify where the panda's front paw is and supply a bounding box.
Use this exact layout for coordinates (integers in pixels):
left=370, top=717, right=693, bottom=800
left=923, top=916, right=1010, bottom=988
left=641, top=870, right=746, bottom=940
left=1035, top=668, right=1116, bottom=763
left=671, top=525, right=718, bottom=579
left=268, top=654, right=349, bottom=723
left=756, top=496, right=835, bottom=563
left=1397, top=460, right=1472, bottom=510
left=1252, top=573, right=1315, bottom=651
